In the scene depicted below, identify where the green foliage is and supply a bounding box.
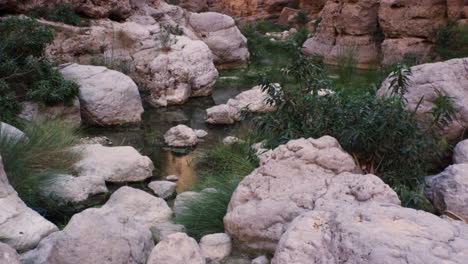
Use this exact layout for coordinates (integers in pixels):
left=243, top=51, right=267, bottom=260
left=335, top=45, right=358, bottom=84
left=295, top=11, right=310, bottom=26
left=155, top=24, right=179, bottom=51
left=0, top=121, right=81, bottom=218
left=27, top=3, right=86, bottom=26
left=386, top=63, right=412, bottom=98
left=0, top=17, right=79, bottom=122
left=175, top=139, right=259, bottom=240
left=433, top=20, right=468, bottom=60
left=288, top=27, right=310, bottom=46
left=426, top=90, right=458, bottom=136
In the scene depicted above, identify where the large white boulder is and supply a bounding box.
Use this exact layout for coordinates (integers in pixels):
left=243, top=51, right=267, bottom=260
left=60, top=63, right=144, bottom=125
left=146, top=232, right=206, bottom=264
left=75, top=144, right=154, bottom=182
left=424, top=164, right=468, bottom=220
left=147, top=36, right=219, bottom=106
left=377, top=58, right=468, bottom=139
left=164, top=125, right=206, bottom=147
left=200, top=233, right=232, bottom=261
left=206, top=86, right=276, bottom=124
left=21, top=208, right=154, bottom=264
left=272, top=203, right=468, bottom=264
left=189, top=12, right=249, bottom=69
left=0, top=242, right=21, bottom=264
left=224, top=137, right=400, bottom=252
left=0, top=155, right=58, bottom=252
left=453, top=139, right=468, bottom=164
left=42, top=175, right=108, bottom=203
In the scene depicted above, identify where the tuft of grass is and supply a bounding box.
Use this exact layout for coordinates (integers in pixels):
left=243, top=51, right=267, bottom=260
left=27, top=3, right=88, bottom=27
left=0, top=120, right=81, bottom=218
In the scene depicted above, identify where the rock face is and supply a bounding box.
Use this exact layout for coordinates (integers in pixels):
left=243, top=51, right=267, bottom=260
left=42, top=175, right=108, bottom=203
left=206, top=85, right=276, bottom=124
left=75, top=144, right=154, bottom=182
left=424, top=164, right=468, bottom=221
left=147, top=232, right=206, bottom=264
left=377, top=58, right=468, bottom=139
left=272, top=203, right=468, bottom=264
left=19, top=98, right=82, bottom=127
left=0, top=155, right=59, bottom=252
left=224, top=137, right=400, bottom=253
left=148, top=181, right=177, bottom=199
left=178, top=0, right=208, bottom=13
left=454, top=139, right=468, bottom=164
left=200, top=233, right=232, bottom=261
left=164, top=125, right=207, bottom=147
left=211, top=0, right=291, bottom=22
left=21, top=208, right=154, bottom=264
left=189, top=12, right=249, bottom=69
left=60, top=64, right=144, bottom=125
left=0, top=242, right=21, bottom=264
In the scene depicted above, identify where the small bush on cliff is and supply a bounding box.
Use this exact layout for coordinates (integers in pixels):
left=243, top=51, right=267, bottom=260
left=295, top=11, right=310, bottom=26
left=0, top=17, right=79, bottom=123
left=433, top=20, right=468, bottom=60
left=27, top=3, right=86, bottom=27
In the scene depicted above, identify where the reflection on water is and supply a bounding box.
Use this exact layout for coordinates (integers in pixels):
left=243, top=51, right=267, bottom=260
left=161, top=152, right=196, bottom=193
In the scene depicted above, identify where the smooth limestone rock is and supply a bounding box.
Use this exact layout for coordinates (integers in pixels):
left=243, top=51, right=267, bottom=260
left=378, top=58, right=468, bottom=139
left=199, top=233, right=232, bottom=261
left=189, top=12, right=249, bottom=69
left=21, top=208, right=154, bottom=264
left=206, top=85, right=276, bottom=124
left=60, top=63, right=144, bottom=126
left=453, top=139, right=468, bottom=164
left=0, top=242, right=21, bottom=264
left=0, top=122, right=25, bottom=142
left=42, top=175, right=108, bottom=203
left=164, top=124, right=204, bottom=147
left=165, top=174, right=179, bottom=181
left=224, top=137, right=400, bottom=253
left=271, top=203, right=468, bottom=264
left=19, top=98, right=82, bottom=127
left=0, top=155, right=58, bottom=252
left=148, top=181, right=177, bottom=199
left=75, top=144, right=154, bottom=182
left=147, top=232, right=206, bottom=264
left=150, top=221, right=186, bottom=242
left=424, top=164, right=468, bottom=220
left=252, top=255, right=269, bottom=264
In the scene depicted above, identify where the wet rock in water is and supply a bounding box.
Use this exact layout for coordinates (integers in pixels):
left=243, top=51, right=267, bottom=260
left=173, top=191, right=201, bottom=216
left=424, top=164, right=468, bottom=221
left=42, top=175, right=108, bottom=204
left=19, top=98, right=82, bottom=128
left=223, top=136, right=244, bottom=145
left=378, top=58, right=468, bottom=139
left=271, top=203, right=468, bottom=264
left=21, top=208, right=154, bottom=264
left=453, top=139, right=468, bottom=164
left=224, top=136, right=400, bottom=253
left=0, top=122, right=25, bottom=143
left=148, top=181, right=177, bottom=199
left=0, top=155, right=58, bottom=252
left=206, top=85, right=276, bottom=124
left=60, top=63, right=144, bottom=126
left=165, top=174, right=179, bottom=181
left=147, top=232, right=206, bottom=264
left=74, top=144, right=154, bottom=182
left=164, top=125, right=206, bottom=147
left=189, top=12, right=249, bottom=69
left=200, top=233, right=232, bottom=262
left=0, top=242, right=21, bottom=264
left=150, top=222, right=186, bottom=242
left=252, top=255, right=269, bottom=264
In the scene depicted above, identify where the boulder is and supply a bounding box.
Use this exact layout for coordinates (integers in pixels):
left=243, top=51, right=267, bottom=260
left=200, top=233, right=232, bottom=261
left=224, top=137, right=400, bottom=253
left=75, top=144, right=154, bottom=182
left=146, top=232, right=206, bottom=264
left=272, top=203, right=468, bottom=264
left=148, top=181, right=177, bottom=199
left=150, top=221, right=185, bottom=242
left=424, top=164, right=468, bottom=220
left=0, top=155, right=58, bottom=252
left=60, top=64, right=144, bottom=125
left=252, top=255, right=269, bottom=264
left=164, top=124, right=204, bottom=147
left=19, top=98, right=81, bottom=127
left=223, top=136, right=244, bottom=145
left=0, top=122, right=25, bottom=142
left=377, top=58, right=468, bottom=139
left=206, top=85, right=276, bottom=124
left=0, top=242, right=21, bottom=264
left=453, top=139, right=468, bottom=164
left=42, top=175, right=108, bottom=203
left=173, top=191, right=202, bottom=216
left=189, top=12, right=249, bottom=69
left=165, top=174, right=179, bottom=181
left=21, top=208, right=154, bottom=264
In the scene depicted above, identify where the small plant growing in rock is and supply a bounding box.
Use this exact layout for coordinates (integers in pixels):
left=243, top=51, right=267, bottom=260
left=295, top=11, right=310, bottom=26
left=387, top=63, right=412, bottom=98
left=154, top=24, right=179, bottom=51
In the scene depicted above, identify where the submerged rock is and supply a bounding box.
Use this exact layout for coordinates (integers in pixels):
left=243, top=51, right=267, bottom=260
left=164, top=125, right=207, bottom=147
left=147, top=232, right=205, bottom=264
left=224, top=137, right=399, bottom=253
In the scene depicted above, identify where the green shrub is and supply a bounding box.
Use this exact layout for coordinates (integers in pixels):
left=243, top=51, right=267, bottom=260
left=295, top=11, right=310, bottom=26
left=0, top=17, right=79, bottom=122
left=0, top=121, right=81, bottom=218
left=288, top=27, right=310, bottom=46
left=27, top=3, right=86, bottom=26
left=433, top=20, right=468, bottom=60
left=155, top=24, right=179, bottom=51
